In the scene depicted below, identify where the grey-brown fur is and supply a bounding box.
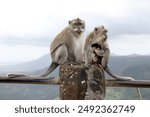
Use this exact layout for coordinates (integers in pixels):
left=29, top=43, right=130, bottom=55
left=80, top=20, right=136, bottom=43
left=84, top=26, right=134, bottom=81
left=41, top=18, right=85, bottom=77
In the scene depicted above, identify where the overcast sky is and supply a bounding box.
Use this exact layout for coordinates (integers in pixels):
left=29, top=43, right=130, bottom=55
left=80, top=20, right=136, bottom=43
left=0, top=0, right=150, bottom=64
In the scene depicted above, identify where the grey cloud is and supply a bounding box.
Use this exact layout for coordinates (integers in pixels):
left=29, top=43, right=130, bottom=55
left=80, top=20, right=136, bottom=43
left=1, top=1, right=150, bottom=46
left=85, top=13, right=150, bottom=39
left=0, top=35, right=51, bottom=46
left=108, top=17, right=150, bottom=37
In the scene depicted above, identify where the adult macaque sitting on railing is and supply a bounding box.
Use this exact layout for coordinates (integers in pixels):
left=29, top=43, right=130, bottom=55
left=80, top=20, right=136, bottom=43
left=84, top=26, right=134, bottom=81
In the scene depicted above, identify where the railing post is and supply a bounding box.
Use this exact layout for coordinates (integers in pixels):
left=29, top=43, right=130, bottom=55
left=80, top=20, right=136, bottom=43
left=59, top=64, right=105, bottom=100
left=84, top=65, right=105, bottom=100
left=59, top=64, right=87, bottom=100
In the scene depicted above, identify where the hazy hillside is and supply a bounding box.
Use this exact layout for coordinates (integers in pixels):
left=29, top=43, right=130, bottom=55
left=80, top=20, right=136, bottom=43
left=121, top=64, right=150, bottom=80
left=0, top=54, right=51, bottom=74
left=108, top=56, right=150, bottom=100
left=109, top=55, right=150, bottom=74
left=1, top=53, right=150, bottom=74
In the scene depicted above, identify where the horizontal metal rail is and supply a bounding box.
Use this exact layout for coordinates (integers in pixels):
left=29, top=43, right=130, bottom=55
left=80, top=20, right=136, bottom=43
left=0, top=75, right=59, bottom=85
left=105, top=79, right=150, bottom=88
left=0, top=75, right=150, bottom=88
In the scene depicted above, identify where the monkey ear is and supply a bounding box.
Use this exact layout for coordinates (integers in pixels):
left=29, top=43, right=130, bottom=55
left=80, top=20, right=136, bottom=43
left=94, top=27, right=98, bottom=32
left=68, top=21, right=71, bottom=25
left=101, top=26, right=104, bottom=29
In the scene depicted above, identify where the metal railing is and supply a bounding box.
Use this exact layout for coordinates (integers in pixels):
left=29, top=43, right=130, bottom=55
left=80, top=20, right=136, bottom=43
left=0, top=75, right=150, bottom=88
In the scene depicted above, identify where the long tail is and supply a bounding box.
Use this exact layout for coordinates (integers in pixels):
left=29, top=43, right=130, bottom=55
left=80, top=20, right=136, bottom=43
left=104, top=66, right=134, bottom=81
left=103, top=66, right=143, bottom=99
left=47, top=77, right=60, bottom=85
left=41, top=62, right=59, bottom=77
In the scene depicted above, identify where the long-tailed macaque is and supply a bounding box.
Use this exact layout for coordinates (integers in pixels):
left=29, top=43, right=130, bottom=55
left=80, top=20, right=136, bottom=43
left=41, top=18, right=85, bottom=77
left=84, top=26, right=134, bottom=80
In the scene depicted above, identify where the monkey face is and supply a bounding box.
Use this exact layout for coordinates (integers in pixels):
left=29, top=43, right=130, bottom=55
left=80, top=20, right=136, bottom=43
left=93, top=26, right=108, bottom=44
left=69, top=18, right=85, bottom=35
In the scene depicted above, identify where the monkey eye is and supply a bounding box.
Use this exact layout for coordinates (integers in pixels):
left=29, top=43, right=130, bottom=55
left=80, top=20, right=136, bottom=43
left=101, top=29, right=107, bottom=34
left=73, top=22, right=77, bottom=25
left=81, top=25, right=85, bottom=28
left=104, top=30, right=107, bottom=33
left=78, top=22, right=83, bottom=25
left=73, top=22, right=83, bottom=26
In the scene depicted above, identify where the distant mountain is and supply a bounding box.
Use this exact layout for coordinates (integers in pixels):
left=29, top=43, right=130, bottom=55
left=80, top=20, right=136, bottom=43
left=1, top=53, right=150, bottom=74
left=0, top=54, right=150, bottom=79
left=108, top=55, right=150, bottom=74
left=31, top=67, right=59, bottom=77
left=0, top=54, right=150, bottom=78
left=121, top=64, right=150, bottom=80
left=0, top=54, right=51, bottom=74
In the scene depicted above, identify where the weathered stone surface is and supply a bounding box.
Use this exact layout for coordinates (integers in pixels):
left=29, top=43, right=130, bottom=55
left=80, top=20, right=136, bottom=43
left=59, top=64, right=87, bottom=100
left=59, top=63, right=105, bottom=100
left=84, top=65, right=105, bottom=100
